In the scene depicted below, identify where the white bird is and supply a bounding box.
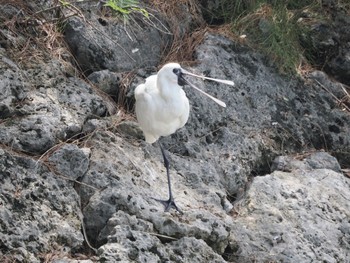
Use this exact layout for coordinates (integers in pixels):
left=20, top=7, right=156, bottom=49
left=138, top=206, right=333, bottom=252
left=135, top=62, right=234, bottom=212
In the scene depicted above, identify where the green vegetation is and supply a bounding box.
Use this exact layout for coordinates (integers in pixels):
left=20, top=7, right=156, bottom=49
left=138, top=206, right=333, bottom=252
left=233, top=2, right=311, bottom=75
left=104, top=0, right=149, bottom=20
left=205, top=0, right=325, bottom=75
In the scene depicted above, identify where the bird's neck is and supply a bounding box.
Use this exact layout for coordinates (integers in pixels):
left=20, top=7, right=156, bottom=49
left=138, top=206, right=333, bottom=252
left=158, top=78, right=182, bottom=101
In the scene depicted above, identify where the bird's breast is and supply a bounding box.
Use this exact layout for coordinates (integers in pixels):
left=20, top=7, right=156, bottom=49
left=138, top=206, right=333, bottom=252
left=135, top=81, right=190, bottom=141
left=151, top=91, right=189, bottom=135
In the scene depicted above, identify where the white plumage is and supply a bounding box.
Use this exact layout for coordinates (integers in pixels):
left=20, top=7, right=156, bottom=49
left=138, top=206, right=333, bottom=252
left=134, top=62, right=233, bottom=212
left=135, top=63, right=189, bottom=144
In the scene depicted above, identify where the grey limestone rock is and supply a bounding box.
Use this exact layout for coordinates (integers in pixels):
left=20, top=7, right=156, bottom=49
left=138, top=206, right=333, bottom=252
left=64, top=14, right=171, bottom=73
left=48, top=144, right=90, bottom=180
left=230, top=161, right=350, bottom=262
left=1, top=1, right=350, bottom=262
left=0, top=149, right=84, bottom=261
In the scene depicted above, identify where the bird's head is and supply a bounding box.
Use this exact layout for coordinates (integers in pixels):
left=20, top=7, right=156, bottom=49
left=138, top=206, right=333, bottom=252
left=158, top=63, right=187, bottom=87
left=157, top=62, right=234, bottom=108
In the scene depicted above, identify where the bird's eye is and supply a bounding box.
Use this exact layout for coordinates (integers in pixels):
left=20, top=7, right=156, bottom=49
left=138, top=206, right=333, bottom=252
left=173, top=68, right=181, bottom=75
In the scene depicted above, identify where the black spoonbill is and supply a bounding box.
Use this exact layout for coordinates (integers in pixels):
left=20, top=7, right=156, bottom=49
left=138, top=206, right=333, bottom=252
left=134, top=63, right=234, bottom=212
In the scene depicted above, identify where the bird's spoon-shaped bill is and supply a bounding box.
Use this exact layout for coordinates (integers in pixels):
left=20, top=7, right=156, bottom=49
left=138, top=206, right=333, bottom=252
left=185, top=80, right=227, bottom=108
left=182, top=70, right=235, bottom=86
left=181, top=69, right=234, bottom=108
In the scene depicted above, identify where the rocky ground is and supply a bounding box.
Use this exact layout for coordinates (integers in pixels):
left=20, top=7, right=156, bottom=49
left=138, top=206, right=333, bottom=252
left=0, top=1, right=350, bottom=262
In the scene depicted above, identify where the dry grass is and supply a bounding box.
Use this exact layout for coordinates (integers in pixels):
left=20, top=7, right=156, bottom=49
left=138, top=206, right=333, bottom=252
left=116, top=70, right=138, bottom=112
left=313, top=79, right=350, bottom=113
left=207, top=23, right=240, bottom=41
left=149, top=0, right=206, bottom=66
left=234, top=3, right=307, bottom=75
left=161, top=27, right=207, bottom=66
left=0, top=0, right=76, bottom=72
left=0, top=0, right=120, bottom=116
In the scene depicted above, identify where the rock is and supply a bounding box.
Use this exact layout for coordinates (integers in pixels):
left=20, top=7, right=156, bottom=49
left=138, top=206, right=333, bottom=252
left=0, top=149, right=84, bottom=261
left=271, top=152, right=341, bottom=173
left=0, top=58, right=108, bottom=154
left=301, top=8, right=350, bottom=85
left=62, top=0, right=204, bottom=74
left=82, top=118, right=110, bottom=134
left=271, top=155, right=307, bottom=172
left=308, top=70, right=345, bottom=98
left=77, top=31, right=350, bottom=262
left=48, top=144, right=90, bottom=180
left=116, top=120, right=144, bottom=140
left=164, top=237, right=226, bottom=262
left=64, top=13, right=171, bottom=73
left=326, top=47, right=350, bottom=86
left=229, top=159, right=350, bottom=262
left=87, top=70, right=121, bottom=98
left=1, top=1, right=350, bottom=262
left=305, top=151, right=341, bottom=172
left=0, top=54, right=31, bottom=119
left=97, top=211, right=227, bottom=262
left=97, top=211, right=160, bottom=262
left=324, top=11, right=350, bottom=86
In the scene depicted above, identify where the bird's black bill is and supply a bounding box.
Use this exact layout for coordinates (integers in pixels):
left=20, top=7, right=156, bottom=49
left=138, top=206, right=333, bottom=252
left=180, top=74, right=227, bottom=107
left=174, top=67, right=227, bottom=107
left=177, top=73, right=188, bottom=86
left=173, top=68, right=187, bottom=87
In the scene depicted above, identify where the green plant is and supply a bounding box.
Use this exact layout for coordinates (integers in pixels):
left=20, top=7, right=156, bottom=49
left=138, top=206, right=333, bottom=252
left=231, top=1, right=316, bottom=74
left=254, top=4, right=303, bottom=74
left=104, top=0, right=149, bottom=20
left=203, top=0, right=329, bottom=75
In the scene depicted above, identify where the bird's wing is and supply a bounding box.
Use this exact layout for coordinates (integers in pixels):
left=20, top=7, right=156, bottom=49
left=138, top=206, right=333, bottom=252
left=135, top=76, right=160, bottom=143
left=134, top=74, right=189, bottom=143
left=178, top=89, right=190, bottom=128
left=134, top=83, right=145, bottom=101
left=134, top=75, right=157, bottom=100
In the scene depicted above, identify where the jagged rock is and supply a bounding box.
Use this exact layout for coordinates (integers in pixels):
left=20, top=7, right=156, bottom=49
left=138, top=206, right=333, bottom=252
left=116, top=120, right=143, bottom=140
left=97, top=211, right=227, bottom=262
left=64, top=13, right=171, bottom=73
left=305, top=151, right=342, bottom=172
left=1, top=1, right=350, bottom=262
left=0, top=53, right=31, bottom=119
left=271, top=155, right=307, bottom=172
left=0, top=149, right=84, bottom=261
left=0, top=57, right=108, bottom=154
left=229, top=155, right=350, bottom=262
left=271, top=152, right=342, bottom=173
left=165, top=237, right=226, bottom=263
left=301, top=8, right=350, bottom=85
left=87, top=70, right=121, bottom=97
left=48, top=144, right=90, bottom=180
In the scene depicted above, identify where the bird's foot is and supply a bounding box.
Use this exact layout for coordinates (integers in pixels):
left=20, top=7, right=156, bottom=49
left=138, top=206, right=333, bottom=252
left=153, top=198, right=183, bottom=214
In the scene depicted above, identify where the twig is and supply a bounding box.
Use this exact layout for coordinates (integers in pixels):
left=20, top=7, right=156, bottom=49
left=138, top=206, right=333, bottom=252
left=79, top=212, right=98, bottom=254
left=314, top=79, right=350, bottom=112
left=148, top=232, right=178, bottom=241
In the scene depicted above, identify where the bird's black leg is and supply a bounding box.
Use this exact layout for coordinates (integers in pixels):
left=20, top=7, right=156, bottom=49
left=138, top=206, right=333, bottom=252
left=154, top=141, right=182, bottom=213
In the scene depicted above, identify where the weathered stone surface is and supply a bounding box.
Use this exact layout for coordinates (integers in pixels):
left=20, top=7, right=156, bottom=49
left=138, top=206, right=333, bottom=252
left=97, top=211, right=227, bottom=262
left=87, top=70, right=121, bottom=98
left=229, top=157, right=350, bottom=262
left=1, top=1, right=350, bottom=262
left=64, top=13, right=171, bottom=73
left=0, top=52, right=30, bottom=119
left=298, top=4, right=350, bottom=86
left=0, top=149, right=84, bottom=261
left=0, top=56, right=108, bottom=155
left=48, top=144, right=90, bottom=180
